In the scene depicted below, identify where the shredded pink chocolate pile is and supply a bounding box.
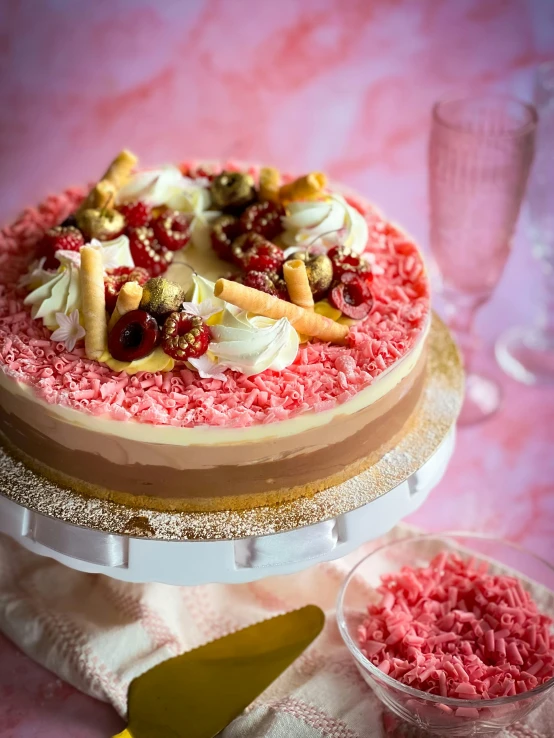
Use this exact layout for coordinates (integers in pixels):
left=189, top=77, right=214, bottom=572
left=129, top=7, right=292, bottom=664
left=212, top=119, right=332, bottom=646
left=358, top=552, right=554, bottom=714
left=0, top=162, right=429, bottom=428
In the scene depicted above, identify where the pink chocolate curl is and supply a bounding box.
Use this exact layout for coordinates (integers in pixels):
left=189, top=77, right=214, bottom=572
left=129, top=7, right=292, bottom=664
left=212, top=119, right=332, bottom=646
left=358, top=553, right=554, bottom=703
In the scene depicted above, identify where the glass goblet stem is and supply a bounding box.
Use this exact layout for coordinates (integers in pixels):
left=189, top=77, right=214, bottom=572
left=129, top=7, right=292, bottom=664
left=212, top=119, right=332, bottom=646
left=537, top=260, right=554, bottom=339
left=442, top=293, right=481, bottom=373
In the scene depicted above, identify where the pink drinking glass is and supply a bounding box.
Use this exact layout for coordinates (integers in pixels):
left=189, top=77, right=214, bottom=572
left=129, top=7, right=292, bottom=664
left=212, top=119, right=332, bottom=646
left=429, top=95, right=537, bottom=425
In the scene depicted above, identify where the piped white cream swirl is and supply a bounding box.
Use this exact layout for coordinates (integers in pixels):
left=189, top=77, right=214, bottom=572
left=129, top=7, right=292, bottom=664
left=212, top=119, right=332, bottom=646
left=23, top=237, right=135, bottom=331
left=185, top=276, right=299, bottom=378
left=24, top=254, right=81, bottom=330
left=209, top=312, right=299, bottom=375
left=282, top=194, right=368, bottom=255
left=117, top=166, right=204, bottom=207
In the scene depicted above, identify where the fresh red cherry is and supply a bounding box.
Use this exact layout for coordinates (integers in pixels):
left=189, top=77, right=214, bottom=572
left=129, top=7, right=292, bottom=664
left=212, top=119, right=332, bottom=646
left=329, top=272, right=373, bottom=320
left=327, top=245, right=368, bottom=280
left=108, top=309, right=160, bottom=362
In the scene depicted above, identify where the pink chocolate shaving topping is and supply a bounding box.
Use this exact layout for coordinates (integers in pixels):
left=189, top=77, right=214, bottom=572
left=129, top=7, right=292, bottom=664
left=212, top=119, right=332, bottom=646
left=0, top=162, right=430, bottom=428
left=358, top=552, right=554, bottom=712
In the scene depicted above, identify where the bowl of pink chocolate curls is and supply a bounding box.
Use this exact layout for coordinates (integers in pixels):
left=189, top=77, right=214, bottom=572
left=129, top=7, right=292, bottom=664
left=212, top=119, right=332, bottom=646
left=337, top=533, right=554, bottom=736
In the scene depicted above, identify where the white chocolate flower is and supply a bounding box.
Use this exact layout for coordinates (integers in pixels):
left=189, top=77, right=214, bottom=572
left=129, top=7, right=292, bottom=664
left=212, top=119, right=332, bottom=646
left=49, top=309, right=85, bottom=351
left=18, top=257, right=52, bottom=290
left=188, top=274, right=230, bottom=316
left=187, top=352, right=228, bottom=381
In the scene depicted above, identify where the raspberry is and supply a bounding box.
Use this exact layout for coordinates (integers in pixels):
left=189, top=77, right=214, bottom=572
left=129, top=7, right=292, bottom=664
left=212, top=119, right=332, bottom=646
left=191, top=165, right=217, bottom=181
left=128, top=226, right=173, bottom=277
left=104, top=266, right=150, bottom=313
left=231, top=232, right=264, bottom=266
left=268, top=271, right=289, bottom=301
left=162, top=312, right=211, bottom=361
left=239, top=201, right=285, bottom=240
left=38, top=226, right=85, bottom=270
left=232, top=233, right=285, bottom=273
left=327, top=245, right=369, bottom=280
left=211, top=215, right=242, bottom=261
left=118, top=201, right=152, bottom=228
left=329, top=272, right=373, bottom=320
left=244, top=242, right=285, bottom=273
left=241, top=271, right=278, bottom=296
left=152, top=210, right=192, bottom=252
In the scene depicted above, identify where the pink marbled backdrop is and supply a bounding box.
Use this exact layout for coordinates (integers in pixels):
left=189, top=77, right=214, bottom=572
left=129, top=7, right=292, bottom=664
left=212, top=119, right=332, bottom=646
left=1, top=1, right=553, bottom=735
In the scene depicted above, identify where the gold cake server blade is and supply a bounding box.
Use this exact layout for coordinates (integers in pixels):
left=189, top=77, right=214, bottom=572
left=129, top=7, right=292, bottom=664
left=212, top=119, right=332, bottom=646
left=113, top=604, right=324, bottom=738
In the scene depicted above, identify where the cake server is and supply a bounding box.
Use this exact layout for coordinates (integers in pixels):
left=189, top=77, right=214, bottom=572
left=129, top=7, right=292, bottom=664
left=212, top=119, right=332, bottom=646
left=113, top=604, right=324, bottom=738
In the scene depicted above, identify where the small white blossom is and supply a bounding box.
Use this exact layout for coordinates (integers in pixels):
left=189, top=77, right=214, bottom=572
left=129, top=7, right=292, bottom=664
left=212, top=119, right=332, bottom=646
left=55, top=249, right=81, bottom=268
left=18, top=257, right=52, bottom=289
left=50, top=309, right=85, bottom=352
left=188, top=353, right=228, bottom=381
left=181, top=299, right=222, bottom=319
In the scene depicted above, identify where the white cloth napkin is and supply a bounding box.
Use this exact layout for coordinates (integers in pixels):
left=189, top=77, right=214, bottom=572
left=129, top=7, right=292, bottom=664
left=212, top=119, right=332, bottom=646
left=0, top=527, right=552, bottom=737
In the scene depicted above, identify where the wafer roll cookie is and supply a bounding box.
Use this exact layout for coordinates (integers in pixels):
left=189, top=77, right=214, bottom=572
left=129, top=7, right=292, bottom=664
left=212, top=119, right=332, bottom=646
left=101, top=149, right=138, bottom=190
left=279, top=172, right=327, bottom=202
left=89, top=180, right=117, bottom=210
left=259, top=166, right=281, bottom=203
left=283, top=260, right=314, bottom=310
left=80, top=150, right=138, bottom=211
left=80, top=246, right=108, bottom=360
left=214, top=279, right=348, bottom=344
left=108, top=282, right=143, bottom=331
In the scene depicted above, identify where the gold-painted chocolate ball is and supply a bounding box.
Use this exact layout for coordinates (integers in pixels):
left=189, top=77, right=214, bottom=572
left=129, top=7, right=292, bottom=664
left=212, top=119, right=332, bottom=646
left=210, top=171, right=256, bottom=212
left=76, top=208, right=126, bottom=241
left=140, top=277, right=185, bottom=318
left=305, top=254, right=333, bottom=300
left=286, top=250, right=307, bottom=262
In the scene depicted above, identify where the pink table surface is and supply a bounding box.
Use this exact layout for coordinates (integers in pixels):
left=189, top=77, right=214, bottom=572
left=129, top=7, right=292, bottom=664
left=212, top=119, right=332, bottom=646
left=1, top=1, right=553, bottom=735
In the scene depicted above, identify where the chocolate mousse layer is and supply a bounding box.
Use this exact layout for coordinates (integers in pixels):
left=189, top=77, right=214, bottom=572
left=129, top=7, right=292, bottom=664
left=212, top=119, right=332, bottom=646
left=0, top=352, right=426, bottom=511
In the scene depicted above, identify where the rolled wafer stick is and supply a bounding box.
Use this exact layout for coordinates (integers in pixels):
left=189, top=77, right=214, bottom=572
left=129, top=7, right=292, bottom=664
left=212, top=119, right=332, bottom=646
left=86, top=179, right=117, bottom=211
left=80, top=246, right=108, bottom=360
left=283, top=260, right=314, bottom=311
left=101, top=149, right=138, bottom=190
left=108, top=282, right=143, bottom=332
left=259, top=166, right=281, bottom=203
left=279, top=172, right=327, bottom=202
left=214, top=278, right=348, bottom=344
left=80, top=149, right=138, bottom=212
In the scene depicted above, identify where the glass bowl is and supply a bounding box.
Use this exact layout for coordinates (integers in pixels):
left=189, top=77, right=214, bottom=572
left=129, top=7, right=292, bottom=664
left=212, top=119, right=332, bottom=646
left=336, top=532, right=554, bottom=736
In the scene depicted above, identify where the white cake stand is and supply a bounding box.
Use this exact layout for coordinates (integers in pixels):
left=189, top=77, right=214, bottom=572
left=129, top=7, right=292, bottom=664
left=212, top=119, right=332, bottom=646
left=0, top=316, right=463, bottom=585
left=0, top=430, right=454, bottom=585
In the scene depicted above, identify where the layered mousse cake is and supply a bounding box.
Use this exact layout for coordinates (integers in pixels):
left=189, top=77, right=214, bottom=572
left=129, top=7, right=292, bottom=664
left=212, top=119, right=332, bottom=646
left=0, top=152, right=430, bottom=512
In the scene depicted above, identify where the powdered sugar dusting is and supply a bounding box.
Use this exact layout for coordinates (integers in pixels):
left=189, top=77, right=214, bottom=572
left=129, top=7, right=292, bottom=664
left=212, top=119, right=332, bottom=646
left=0, top=165, right=429, bottom=428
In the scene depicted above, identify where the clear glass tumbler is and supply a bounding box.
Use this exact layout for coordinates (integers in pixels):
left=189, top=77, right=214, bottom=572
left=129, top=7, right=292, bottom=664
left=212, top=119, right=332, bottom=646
left=429, top=96, right=537, bottom=425
left=496, top=63, right=554, bottom=384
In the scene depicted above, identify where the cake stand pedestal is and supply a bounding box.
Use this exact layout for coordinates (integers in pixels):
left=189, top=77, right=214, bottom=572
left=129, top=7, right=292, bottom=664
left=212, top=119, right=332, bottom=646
left=0, top=315, right=463, bottom=585
left=0, top=429, right=454, bottom=585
